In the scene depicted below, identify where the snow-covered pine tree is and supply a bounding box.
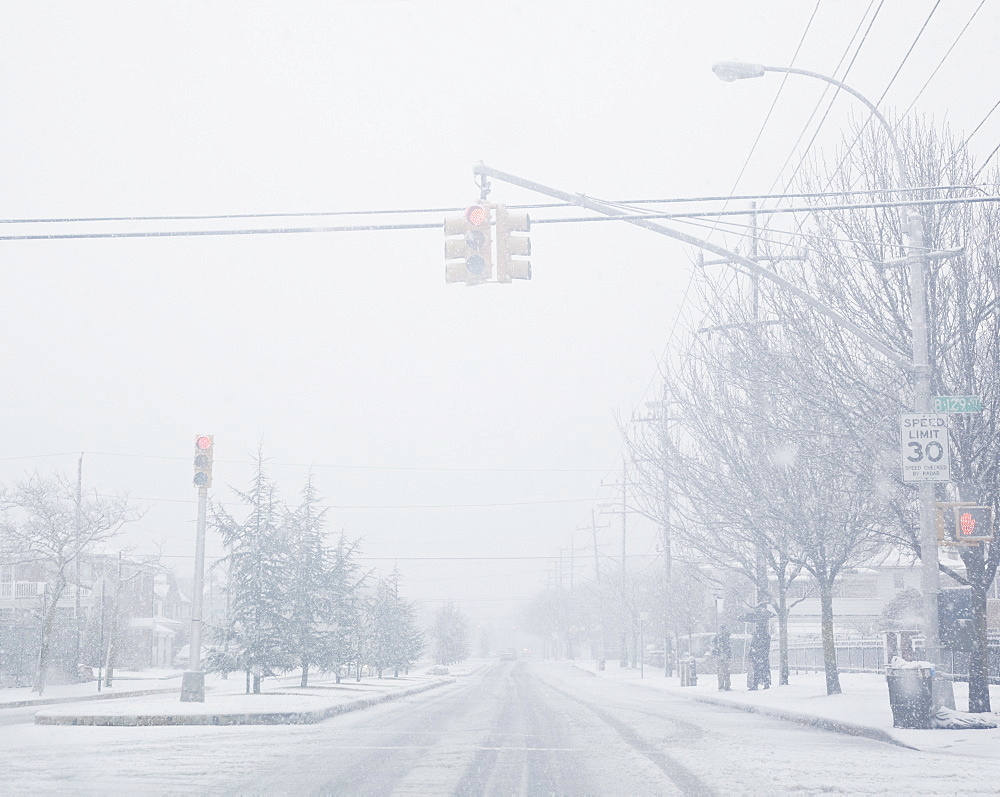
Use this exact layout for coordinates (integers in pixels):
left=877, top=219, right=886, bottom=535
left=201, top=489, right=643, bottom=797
left=324, top=530, right=366, bottom=683
left=210, top=450, right=292, bottom=694
left=432, top=602, right=469, bottom=665
left=364, top=568, right=423, bottom=678
left=390, top=569, right=424, bottom=677
left=284, top=473, right=331, bottom=687
left=364, top=577, right=396, bottom=678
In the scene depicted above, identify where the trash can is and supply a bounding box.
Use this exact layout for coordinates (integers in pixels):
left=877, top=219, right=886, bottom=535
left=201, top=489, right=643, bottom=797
left=886, top=665, right=934, bottom=729
left=680, top=658, right=698, bottom=687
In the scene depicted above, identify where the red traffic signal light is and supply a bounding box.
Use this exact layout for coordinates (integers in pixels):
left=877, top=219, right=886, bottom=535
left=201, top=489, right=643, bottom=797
left=193, top=434, right=214, bottom=488
left=445, top=204, right=493, bottom=284
left=465, top=204, right=488, bottom=227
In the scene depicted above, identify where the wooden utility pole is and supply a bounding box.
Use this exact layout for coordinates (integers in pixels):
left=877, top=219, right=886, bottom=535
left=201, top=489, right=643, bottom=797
left=73, top=453, right=83, bottom=680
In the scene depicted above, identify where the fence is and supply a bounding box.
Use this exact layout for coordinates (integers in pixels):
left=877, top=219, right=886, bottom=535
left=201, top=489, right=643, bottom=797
left=783, top=636, right=1000, bottom=683
left=0, top=581, right=47, bottom=599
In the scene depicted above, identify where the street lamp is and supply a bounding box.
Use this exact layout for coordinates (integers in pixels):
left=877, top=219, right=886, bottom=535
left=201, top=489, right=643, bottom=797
left=712, top=60, right=951, bottom=707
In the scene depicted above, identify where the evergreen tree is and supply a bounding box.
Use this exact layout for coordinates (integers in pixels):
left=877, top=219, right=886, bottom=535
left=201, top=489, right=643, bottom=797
left=364, top=568, right=423, bottom=677
left=284, top=473, right=331, bottom=687
left=324, top=530, right=366, bottom=682
left=432, top=602, right=469, bottom=665
left=210, top=450, right=291, bottom=693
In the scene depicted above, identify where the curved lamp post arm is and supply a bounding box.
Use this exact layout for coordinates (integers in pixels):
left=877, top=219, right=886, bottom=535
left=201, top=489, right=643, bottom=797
left=712, top=61, right=908, bottom=189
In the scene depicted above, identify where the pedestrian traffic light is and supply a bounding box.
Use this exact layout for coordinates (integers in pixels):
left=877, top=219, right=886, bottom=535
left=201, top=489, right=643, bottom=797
left=495, top=204, right=531, bottom=282
left=951, top=505, right=993, bottom=542
left=445, top=204, right=492, bottom=284
left=193, top=434, right=214, bottom=488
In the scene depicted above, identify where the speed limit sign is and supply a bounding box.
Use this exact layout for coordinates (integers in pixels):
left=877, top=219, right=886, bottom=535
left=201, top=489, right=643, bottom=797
left=900, top=413, right=951, bottom=482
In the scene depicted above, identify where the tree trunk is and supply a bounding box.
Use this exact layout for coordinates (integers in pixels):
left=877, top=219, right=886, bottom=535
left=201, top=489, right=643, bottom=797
left=818, top=580, right=841, bottom=695
left=34, top=581, right=65, bottom=695
left=777, top=584, right=790, bottom=686
left=968, top=583, right=991, bottom=713
left=300, top=659, right=310, bottom=688
left=104, top=600, right=120, bottom=688
left=252, top=672, right=261, bottom=694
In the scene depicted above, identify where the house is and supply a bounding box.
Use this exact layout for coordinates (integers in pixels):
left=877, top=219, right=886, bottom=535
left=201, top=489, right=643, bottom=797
left=0, top=554, right=190, bottom=685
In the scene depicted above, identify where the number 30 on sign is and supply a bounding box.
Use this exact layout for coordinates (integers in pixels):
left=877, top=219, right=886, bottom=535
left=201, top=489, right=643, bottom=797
left=900, top=413, right=951, bottom=483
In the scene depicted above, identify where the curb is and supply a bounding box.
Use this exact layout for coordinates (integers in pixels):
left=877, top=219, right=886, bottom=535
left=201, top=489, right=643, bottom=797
left=35, top=678, right=455, bottom=727
left=0, top=687, right=181, bottom=710
left=671, top=690, right=918, bottom=750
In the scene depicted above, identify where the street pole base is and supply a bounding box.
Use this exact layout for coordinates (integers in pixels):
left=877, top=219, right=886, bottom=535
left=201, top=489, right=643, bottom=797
left=932, top=674, right=955, bottom=711
left=180, top=670, right=205, bottom=702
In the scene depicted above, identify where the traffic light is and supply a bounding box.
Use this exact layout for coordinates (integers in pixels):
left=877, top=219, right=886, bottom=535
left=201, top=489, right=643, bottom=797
left=951, top=505, right=993, bottom=542
left=495, top=204, right=531, bottom=282
left=193, top=434, right=214, bottom=488
left=445, top=204, right=492, bottom=284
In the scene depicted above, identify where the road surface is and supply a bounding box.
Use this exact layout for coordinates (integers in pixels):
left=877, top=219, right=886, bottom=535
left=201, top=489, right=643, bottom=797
left=1, top=660, right=990, bottom=794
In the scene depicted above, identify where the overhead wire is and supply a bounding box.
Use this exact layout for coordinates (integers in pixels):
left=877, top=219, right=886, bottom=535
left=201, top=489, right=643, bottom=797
left=898, top=0, right=987, bottom=119
left=764, top=0, right=885, bottom=200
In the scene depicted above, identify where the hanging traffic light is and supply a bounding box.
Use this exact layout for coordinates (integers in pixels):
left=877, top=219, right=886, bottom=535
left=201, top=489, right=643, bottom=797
left=951, top=505, right=993, bottom=542
left=193, top=434, right=214, bottom=488
left=444, top=204, right=493, bottom=284
left=495, top=204, right=531, bottom=282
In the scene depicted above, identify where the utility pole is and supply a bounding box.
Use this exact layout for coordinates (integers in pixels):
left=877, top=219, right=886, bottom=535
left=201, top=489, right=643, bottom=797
left=586, top=508, right=607, bottom=670
left=183, top=434, right=213, bottom=703
left=73, top=453, right=83, bottom=681
left=620, top=455, right=631, bottom=669
left=181, top=483, right=208, bottom=701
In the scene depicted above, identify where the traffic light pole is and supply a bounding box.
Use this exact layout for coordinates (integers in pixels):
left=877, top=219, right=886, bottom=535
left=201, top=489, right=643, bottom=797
left=181, top=485, right=208, bottom=702
left=472, top=164, right=910, bottom=370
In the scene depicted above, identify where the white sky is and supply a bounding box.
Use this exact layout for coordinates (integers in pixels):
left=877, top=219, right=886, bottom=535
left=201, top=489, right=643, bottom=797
left=1, top=1, right=997, bottom=627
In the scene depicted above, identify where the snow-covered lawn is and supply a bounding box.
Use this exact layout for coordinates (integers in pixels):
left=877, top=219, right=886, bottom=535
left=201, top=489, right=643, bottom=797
left=567, top=659, right=1000, bottom=759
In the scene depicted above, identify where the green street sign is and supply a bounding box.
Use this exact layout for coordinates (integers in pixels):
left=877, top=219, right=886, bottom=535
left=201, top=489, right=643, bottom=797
left=933, top=396, right=982, bottom=413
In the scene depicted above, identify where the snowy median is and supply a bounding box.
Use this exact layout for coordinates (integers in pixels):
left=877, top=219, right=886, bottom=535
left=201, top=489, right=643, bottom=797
left=33, top=675, right=455, bottom=727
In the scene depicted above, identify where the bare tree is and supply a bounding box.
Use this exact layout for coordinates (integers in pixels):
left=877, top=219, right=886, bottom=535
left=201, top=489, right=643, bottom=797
left=0, top=472, right=142, bottom=695
left=783, top=116, right=1000, bottom=710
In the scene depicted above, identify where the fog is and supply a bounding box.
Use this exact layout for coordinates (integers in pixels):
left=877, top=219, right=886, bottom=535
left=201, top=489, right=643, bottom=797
left=1, top=0, right=996, bottom=629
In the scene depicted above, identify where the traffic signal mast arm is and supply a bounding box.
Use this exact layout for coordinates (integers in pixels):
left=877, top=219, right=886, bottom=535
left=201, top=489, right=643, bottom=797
left=472, top=163, right=910, bottom=370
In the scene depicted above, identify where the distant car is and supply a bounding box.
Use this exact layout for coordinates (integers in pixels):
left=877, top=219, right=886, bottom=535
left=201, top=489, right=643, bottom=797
left=499, top=649, right=517, bottom=661
left=426, top=665, right=450, bottom=675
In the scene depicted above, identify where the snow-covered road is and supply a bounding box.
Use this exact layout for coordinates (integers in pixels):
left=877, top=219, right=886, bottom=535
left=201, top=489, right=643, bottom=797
left=2, top=661, right=995, bottom=794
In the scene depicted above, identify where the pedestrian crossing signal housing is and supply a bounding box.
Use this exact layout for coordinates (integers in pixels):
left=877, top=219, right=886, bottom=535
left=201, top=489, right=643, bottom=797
left=193, top=434, right=214, bottom=488
left=444, top=204, right=493, bottom=285
left=952, top=505, right=993, bottom=542
left=495, top=204, right=531, bottom=283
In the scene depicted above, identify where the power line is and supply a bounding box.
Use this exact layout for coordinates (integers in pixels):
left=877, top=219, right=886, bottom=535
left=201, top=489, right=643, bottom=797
left=724, top=0, right=823, bottom=203
left=766, top=0, right=885, bottom=200
left=899, top=0, right=987, bottom=120
left=0, top=450, right=606, bottom=474
left=0, top=185, right=976, bottom=231
left=2, top=191, right=995, bottom=243
left=100, top=493, right=597, bottom=509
